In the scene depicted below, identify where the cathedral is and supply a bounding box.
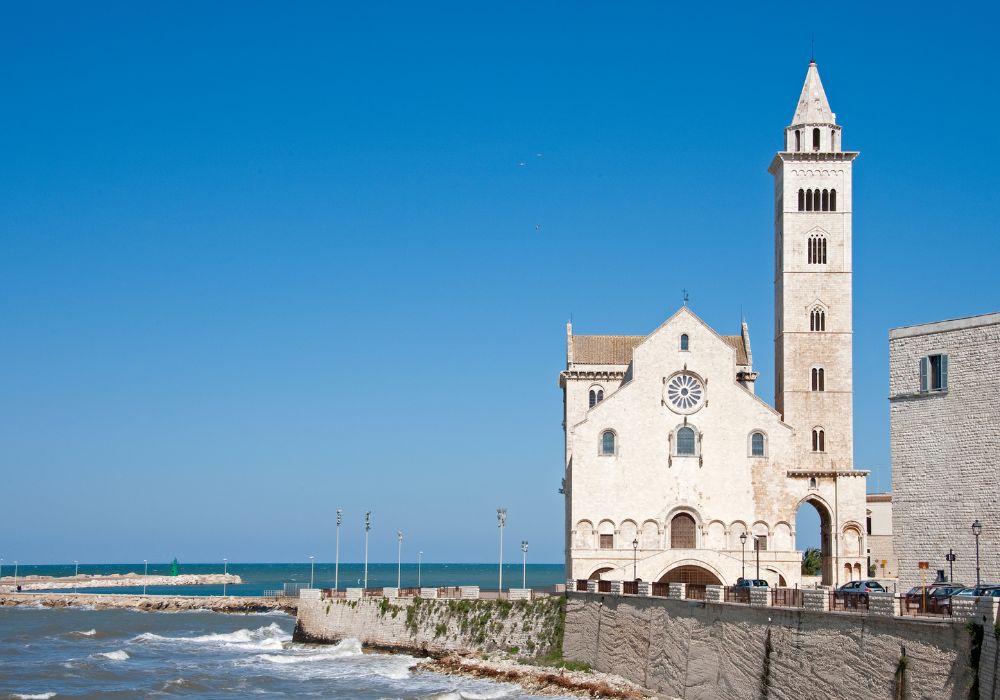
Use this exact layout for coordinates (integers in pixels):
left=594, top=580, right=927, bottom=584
left=559, top=61, right=868, bottom=588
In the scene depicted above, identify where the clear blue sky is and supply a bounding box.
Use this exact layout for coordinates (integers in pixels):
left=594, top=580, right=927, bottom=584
left=2, top=2, right=997, bottom=565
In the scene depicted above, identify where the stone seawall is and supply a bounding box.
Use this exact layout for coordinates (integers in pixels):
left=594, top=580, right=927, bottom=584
left=0, top=592, right=295, bottom=614
left=294, top=595, right=564, bottom=657
left=562, top=592, right=989, bottom=700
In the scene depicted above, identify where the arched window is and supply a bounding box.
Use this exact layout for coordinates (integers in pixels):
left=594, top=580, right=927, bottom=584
left=811, top=367, right=825, bottom=391
left=795, top=130, right=801, bottom=151
left=805, top=189, right=813, bottom=211
left=813, top=189, right=821, bottom=211
left=830, top=189, right=837, bottom=211
left=810, top=307, right=826, bottom=332
left=798, top=189, right=805, bottom=211
left=676, top=426, right=697, bottom=456
left=812, top=428, right=825, bottom=453
left=600, top=430, right=616, bottom=456
left=589, top=386, right=605, bottom=408
left=597, top=389, right=604, bottom=402
left=813, top=128, right=821, bottom=150
left=680, top=334, right=689, bottom=351
left=808, top=235, right=827, bottom=264
left=830, top=128, right=836, bottom=150
left=822, top=189, right=829, bottom=211
left=809, top=477, right=817, bottom=488
left=670, top=513, right=696, bottom=549
left=589, top=390, right=597, bottom=408
left=750, top=431, right=766, bottom=457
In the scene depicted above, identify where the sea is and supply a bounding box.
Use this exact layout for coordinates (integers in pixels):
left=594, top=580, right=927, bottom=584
left=0, top=564, right=572, bottom=699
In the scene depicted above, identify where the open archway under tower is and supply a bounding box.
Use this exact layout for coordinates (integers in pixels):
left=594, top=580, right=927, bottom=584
left=657, top=565, right=722, bottom=586
left=796, top=497, right=834, bottom=586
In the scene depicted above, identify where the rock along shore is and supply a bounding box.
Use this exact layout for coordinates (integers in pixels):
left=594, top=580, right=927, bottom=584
left=0, top=572, right=241, bottom=592
left=0, top=592, right=296, bottom=614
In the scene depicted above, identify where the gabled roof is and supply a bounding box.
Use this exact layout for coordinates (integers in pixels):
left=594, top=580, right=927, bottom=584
left=791, top=60, right=836, bottom=126
left=570, top=315, right=749, bottom=366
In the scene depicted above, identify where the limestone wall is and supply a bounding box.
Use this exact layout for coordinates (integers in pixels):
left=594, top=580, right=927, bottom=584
left=563, top=592, right=980, bottom=700
left=294, top=594, right=564, bottom=657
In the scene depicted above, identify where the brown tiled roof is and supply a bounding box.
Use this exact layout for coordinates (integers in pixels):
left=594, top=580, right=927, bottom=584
left=571, top=333, right=749, bottom=366
left=723, top=335, right=749, bottom=365
left=572, top=335, right=645, bottom=365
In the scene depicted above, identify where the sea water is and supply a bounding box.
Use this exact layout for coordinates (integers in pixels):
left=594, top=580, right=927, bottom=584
left=0, top=606, right=572, bottom=699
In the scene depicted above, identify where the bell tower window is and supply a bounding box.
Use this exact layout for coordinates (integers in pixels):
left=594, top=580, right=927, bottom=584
left=795, top=130, right=801, bottom=152
left=813, top=128, right=821, bottom=151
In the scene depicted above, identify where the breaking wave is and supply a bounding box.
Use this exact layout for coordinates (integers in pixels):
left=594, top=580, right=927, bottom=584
left=94, top=650, right=129, bottom=661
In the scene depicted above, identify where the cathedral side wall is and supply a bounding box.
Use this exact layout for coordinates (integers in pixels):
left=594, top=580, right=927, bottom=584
left=890, top=319, right=1000, bottom=592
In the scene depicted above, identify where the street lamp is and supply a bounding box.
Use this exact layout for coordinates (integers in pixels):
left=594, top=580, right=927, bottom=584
left=335, top=509, right=342, bottom=591
left=364, top=512, right=372, bottom=589
left=945, top=549, right=957, bottom=584
left=223, top=558, right=228, bottom=596
left=309, top=555, right=315, bottom=589
left=143, top=559, right=148, bottom=596
left=521, top=541, right=529, bottom=589
left=397, top=531, right=403, bottom=589
left=740, top=532, right=747, bottom=581
left=973, top=520, right=983, bottom=589
left=13, top=561, right=18, bottom=591
left=497, top=508, right=507, bottom=593
left=418, top=551, right=423, bottom=588
left=753, top=536, right=761, bottom=580
left=632, top=538, right=639, bottom=582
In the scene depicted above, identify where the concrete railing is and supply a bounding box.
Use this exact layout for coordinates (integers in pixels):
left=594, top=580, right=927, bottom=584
left=299, top=588, right=321, bottom=600
left=750, top=588, right=770, bottom=606
left=460, top=586, right=480, bottom=600
left=668, top=583, right=686, bottom=600
left=345, top=588, right=363, bottom=601
left=419, top=587, right=438, bottom=599
left=508, top=588, right=531, bottom=601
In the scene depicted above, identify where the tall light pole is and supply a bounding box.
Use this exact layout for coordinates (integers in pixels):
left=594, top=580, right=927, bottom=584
left=973, top=520, right=983, bottom=590
left=363, top=511, right=371, bottom=589
left=309, top=555, right=315, bottom=589
left=632, top=538, right=639, bottom=582
left=521, top=541, right=529, bottom=589
left=418, top=551, right=423, bottom=588
left=335, top=509, right=342, bottom=591
left=13, top=561, right=18, bottom=591
left=497, top=508, right=507, bottom=593
left=754, top=536, right=761, bottom=581
left=396, top=531, right=403, bottom=588
left=74, top=560, right=79, bottom=594
left=946, top=549, right=957, bottom=584
left=740, top=533, right=747, bottom=581
left=143, top=559, right=148, bottom=595
left=223, top=558, right=228, bottom=596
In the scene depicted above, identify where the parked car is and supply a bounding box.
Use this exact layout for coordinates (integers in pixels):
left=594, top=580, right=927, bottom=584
left=837, top=580, right=886, bottom=593
left=734, top=578, right=769, bottom=589
left=904, top=584, right=966, bottom=614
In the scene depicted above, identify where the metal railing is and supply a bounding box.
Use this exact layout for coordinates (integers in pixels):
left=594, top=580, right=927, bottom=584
left=829, top=591, right=869, bottom=612
left=898, top=594, right=953, bottom=617
left=622, top=581, right=638, bottom=595
left=685, top=584, right=706, bottom=601
left=771, top=588, right=803, bottom=608
left=724, top=586, right=750, bottom=604
left=597, top=580, right=612, bottom=593
left=576, top=579, right=589, bottom=592
left=651, top=582, right=669, bottom=597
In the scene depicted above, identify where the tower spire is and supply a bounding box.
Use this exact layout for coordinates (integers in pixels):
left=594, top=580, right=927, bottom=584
left=791, top=61, right=835, bottom=126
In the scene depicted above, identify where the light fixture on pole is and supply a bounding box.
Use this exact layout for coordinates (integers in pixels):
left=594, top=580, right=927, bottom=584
left=632, top=538, right=639, bottom=581
left=309, top=555, right=315, bottom=589
left=740, top=533, right=747, bottom=581
left=497, top=508, right=507, bottom=593
left=223, top=558, right=228, bottom=596
left=397, top=531, right=403, bottom=589
left=754, top=536, right=761, bottom=580
left=945, top=549, right=957, bottom=584
left=418, top=551, right=423, bottom=588
left=335, top=509, right=342, bottom=591
left=13, top=561, right=18, bottom=591
left=143, top=559, right=148, bottom=596
left=521, top=541, right=529, bottom=589
left=364, top=511, right=372, bottom=589
left=973, top=519, right=983, bottom=589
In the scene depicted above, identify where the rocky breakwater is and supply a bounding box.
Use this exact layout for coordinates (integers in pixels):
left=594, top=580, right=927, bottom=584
left=0, top=572, right=241, bottom=591
left=0, top=592, right=296, bottom=614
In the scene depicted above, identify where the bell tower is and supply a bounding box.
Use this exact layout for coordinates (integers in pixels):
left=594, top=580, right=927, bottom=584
left=770, top=60, right=858, bottom=470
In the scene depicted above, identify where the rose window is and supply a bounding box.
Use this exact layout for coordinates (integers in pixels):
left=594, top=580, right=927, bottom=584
left=665, top=373, right=705, bottom=413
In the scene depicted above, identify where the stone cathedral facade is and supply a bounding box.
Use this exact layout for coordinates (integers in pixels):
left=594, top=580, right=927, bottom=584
left=559, top=61, right=868, bottom=588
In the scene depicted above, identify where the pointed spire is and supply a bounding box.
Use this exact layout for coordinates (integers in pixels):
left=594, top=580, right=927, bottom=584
left=791, top=60, right=836, bottom=126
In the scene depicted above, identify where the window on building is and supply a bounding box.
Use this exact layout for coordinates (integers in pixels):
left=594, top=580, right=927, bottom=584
left=798, top=189, right=805, bottom=211
left=589, top=387, right=605, bottom=408
left=809, top=477, right=817, bottom=488
left=599, top=534, right=613, bottom=549
left=919, top=354, right=948, bottom=392
left=754, top=536, right=768, bottom=551
left=750, top=431, right=766, bottom=457
left=813, top=128, right=821, bottom=150
left=808, top=235, right=827, bottom=264
left=822, top=189, right=829, bottom=211
left=589, top=390, right=597, bottom=408
left=676, top=426, right=697, bottom=456
left=811, top=367, right=825, bottom=391
left=830, top=189, right=837, bottom=211
left=810, top=307, right=826, bottom=331
left=805, top=189, right=813, bottom=211
left=813, top=189, right=821, bottom=211
left=600, top=430, right=616, bottom=456
left=670, top=513, right=696, bottom=549
left=795, top=130, right=801, bottom=152
left=680, top=334, right=689, bottom=351
left=866, top=517, right=872, bottom=535
left=831, top=128, right=836, bottom=149
left=812, top=428, right=826, bottom=453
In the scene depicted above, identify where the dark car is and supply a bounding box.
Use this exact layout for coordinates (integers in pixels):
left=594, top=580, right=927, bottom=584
left=904, top=584, right=966, bottom=614
left=838, top=580, right=886, bottom=593
left=734, top=578, right=770, bottom=589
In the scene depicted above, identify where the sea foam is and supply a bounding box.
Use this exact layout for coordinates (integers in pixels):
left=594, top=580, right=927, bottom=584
left=94, top=650, right=129, bottom=661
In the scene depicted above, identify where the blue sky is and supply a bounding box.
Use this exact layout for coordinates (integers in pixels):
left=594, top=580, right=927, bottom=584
left=2, top=2, right=998, bottom=565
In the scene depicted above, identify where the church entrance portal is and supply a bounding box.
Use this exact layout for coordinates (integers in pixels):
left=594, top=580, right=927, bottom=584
left=657, top=565, right=722, bottom=586
left=796, top=497, right=834, bottom=586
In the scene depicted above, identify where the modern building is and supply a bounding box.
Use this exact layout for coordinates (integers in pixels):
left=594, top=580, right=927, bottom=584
left=890, top=312, right=1000, bottom=591
left=865, top=493, right=897, bottom=580
left=559, top=61, right=868, bottom=588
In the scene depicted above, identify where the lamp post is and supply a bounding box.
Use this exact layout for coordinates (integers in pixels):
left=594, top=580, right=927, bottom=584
left=973, top=520, right=983, bottom=590
left=497, top=508, right=507, bottom=593
left=223, top=558, right=228, bottom=596
left=335, top=509, right=342, bottom=591
left=13, top=561, right=18, bottom=591
left=521, top=541, right=529, bottom=589
left=74, top=560, right=79, bottom=594
left=632, top=538, right=639, bottom=581
left=143, top=559, right=148, bottom=595
left=740, top=533, right=747, bottom=581
left=946, top=549, right=957, bottom=584
left=754, top=536, right=761, bottom=580
left=396, top=531, right=403, bottom=589
left=309, top=555, right=315, bottom=589
left=418, top=551, right=423, bottom=588
left=364, top=512, right=371, bottom=589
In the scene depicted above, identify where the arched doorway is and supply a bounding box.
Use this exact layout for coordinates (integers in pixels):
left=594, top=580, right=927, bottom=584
left=795, top=497, right=834, bottom=586
left=657, top=565, right=722, bottom=586
left=588, top=567, right=613, bottom=580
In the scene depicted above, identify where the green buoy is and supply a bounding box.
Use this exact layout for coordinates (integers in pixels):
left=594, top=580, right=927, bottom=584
left=170, top=558, right=179, bottom=576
